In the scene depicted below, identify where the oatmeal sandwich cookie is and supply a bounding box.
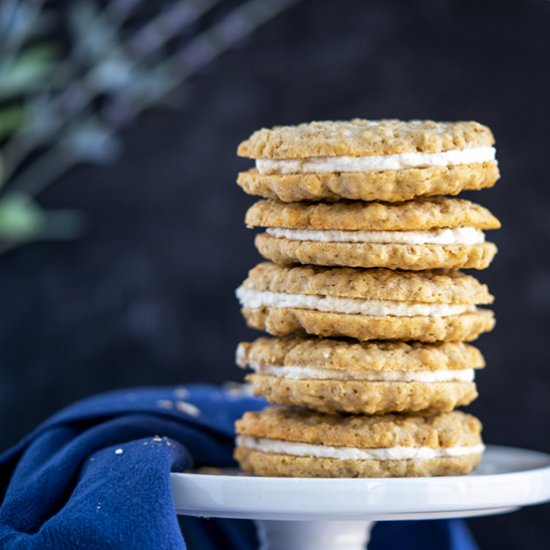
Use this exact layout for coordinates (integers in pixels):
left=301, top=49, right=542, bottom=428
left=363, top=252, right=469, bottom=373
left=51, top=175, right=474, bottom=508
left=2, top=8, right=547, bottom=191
left=236, top=262, right=495, bottom=343
left=235, top=407, right=484, bottom=477
left=247, top=197, right=500, bottom=270
left=237, top=336, right=484, bottom=414
left=237, top=119, right=499, bottom=203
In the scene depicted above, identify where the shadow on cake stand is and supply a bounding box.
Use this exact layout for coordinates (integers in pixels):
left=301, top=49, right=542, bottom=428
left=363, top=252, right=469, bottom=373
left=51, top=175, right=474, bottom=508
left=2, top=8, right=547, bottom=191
left=171, top=445, right=550, bottom=550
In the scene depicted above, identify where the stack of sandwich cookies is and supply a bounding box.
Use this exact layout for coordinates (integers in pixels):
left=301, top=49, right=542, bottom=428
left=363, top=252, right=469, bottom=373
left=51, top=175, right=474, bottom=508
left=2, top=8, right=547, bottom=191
left=233, top=119, right=500, bottom=478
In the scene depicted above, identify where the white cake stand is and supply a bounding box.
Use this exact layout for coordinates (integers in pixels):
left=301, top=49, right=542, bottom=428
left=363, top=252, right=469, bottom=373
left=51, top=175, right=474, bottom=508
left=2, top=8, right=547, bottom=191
left=171, top=445, right=550, bottom=549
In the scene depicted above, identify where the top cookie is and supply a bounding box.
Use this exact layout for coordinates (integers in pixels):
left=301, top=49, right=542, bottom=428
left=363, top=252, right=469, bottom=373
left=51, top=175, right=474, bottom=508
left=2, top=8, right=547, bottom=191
left=238, top=119, right=494, bottom=159
left=236, top=119, right=499, bottom=203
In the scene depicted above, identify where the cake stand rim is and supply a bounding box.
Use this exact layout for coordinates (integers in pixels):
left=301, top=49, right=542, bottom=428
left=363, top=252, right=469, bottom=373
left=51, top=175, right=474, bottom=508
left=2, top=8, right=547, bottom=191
left=171, top=444, right=550, bottom=521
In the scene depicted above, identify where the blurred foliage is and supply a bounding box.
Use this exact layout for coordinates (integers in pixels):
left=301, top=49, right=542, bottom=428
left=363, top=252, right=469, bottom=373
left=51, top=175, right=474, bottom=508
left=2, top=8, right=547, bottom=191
left=0, top=43, right=58, bottom=100
left=0, top=0, right=299, bottom=251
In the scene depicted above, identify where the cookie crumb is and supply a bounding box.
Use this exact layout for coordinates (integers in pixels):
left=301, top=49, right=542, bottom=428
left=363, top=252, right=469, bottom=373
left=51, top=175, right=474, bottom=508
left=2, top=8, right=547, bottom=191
left=223, top=382, right=253, bottom=398
left=176, top=400, right=200, bottom=417
left=174, top=387, right=190, bottom=399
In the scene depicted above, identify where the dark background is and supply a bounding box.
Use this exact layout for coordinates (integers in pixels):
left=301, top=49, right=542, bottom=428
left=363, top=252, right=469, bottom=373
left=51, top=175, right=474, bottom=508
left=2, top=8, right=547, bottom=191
left=1, top=0, right=549, bottom=548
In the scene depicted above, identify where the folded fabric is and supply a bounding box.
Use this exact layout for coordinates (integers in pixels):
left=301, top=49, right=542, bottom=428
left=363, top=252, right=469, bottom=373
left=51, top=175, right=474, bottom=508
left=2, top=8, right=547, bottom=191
left=0, top=385, right=478, bottom=549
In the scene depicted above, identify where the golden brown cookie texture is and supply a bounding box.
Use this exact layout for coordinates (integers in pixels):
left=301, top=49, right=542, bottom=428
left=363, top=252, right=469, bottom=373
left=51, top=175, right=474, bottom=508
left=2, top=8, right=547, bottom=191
left=254, top=236, right=497, bottom=270
left=234, top=408, right=483, bottom=477
left=234, top=449, right=481, bottom=477
left=246, top=376, right=478, bottom=414
left=237, top=120, right=495, bottom=158
left=245, top=198, right=500, bottom=231
left=238, top=337, right=483, bottom=413
left=240, top=262, right=494, bottom=305
left=238, top=263, right=495, bottom=342
left=246, top=198, right=499, bottom=270
left=242, top=306, right=494, bottom=343
left=236, top=408, right=482, bottom=449
left=237, top=162, right=500, bottom=203
left=236, top=336, right=485, bottom=372
left=234, top=119, right=499, bottom=476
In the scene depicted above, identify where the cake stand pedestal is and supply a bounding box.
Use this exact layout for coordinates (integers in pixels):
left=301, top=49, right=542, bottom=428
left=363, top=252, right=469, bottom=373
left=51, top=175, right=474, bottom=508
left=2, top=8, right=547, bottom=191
left=171, top=445, right=550, bottom=550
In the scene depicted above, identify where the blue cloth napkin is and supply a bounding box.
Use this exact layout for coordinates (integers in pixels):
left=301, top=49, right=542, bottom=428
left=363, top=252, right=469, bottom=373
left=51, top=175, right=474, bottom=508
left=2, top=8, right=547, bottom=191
left=0, top=385, right=478, bottom=549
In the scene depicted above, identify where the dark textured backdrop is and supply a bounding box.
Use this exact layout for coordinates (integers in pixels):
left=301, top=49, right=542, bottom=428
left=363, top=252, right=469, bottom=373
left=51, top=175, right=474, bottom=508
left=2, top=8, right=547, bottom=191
left=1, top=0, right=549, bottom=548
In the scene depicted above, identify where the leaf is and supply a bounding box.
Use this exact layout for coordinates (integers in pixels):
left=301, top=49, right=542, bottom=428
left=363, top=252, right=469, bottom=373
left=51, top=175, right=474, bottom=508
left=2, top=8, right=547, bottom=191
left=0, top=193, right=44, bottom=238
left=0, top=43, right=59, bottom=100
left=21, top=92, right=64, bottom=142
left=61, top=118, right=122, bottom=164
left=69, top=1, right=120, bottom=63
left=0, top=1, right=54, bottom=39
left=0, top=193, right=83, bottom=241
left=0, top=104, right=25, bottom=137
left=88, top=53, right=137, bottom=93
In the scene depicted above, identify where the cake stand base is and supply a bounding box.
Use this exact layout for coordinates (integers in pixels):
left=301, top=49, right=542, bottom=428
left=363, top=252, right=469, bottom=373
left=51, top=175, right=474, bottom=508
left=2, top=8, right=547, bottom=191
left=256, top=520, right=373, bottom=550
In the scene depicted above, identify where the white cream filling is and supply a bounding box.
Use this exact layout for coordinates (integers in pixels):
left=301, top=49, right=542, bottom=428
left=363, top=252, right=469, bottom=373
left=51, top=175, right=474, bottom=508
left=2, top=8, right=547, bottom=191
left=236, top=287, right=475, bottom=317
left=256, top=146, right=496, bottom=174
left=265, top=226, right=485, bottom=245
left=249, top=364, right=475, bottom=382
left=236, top=436, right=485, bottom=461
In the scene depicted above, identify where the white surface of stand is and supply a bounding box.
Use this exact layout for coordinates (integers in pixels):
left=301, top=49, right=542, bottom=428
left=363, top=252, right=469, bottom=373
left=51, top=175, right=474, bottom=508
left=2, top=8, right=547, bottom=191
left=171, top=445, right=550, bottom=549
